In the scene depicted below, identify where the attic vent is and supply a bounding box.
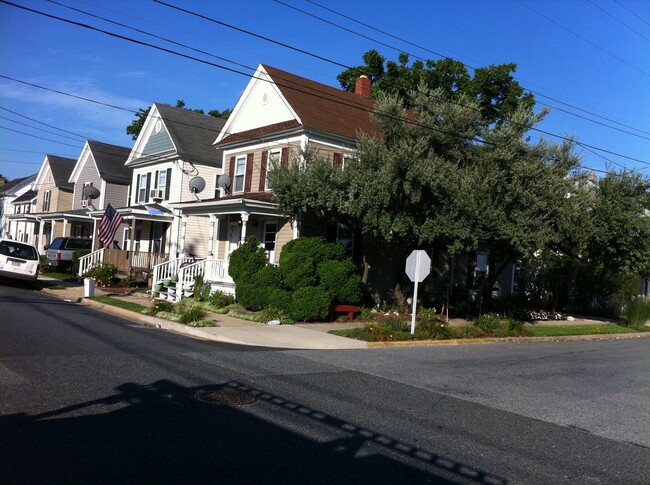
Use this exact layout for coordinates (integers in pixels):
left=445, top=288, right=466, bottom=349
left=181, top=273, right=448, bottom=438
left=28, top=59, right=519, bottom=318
left=155, top=120, right=162, bottom=133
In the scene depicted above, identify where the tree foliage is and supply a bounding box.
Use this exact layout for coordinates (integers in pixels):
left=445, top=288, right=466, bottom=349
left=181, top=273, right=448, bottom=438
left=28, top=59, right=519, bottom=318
left=126, top=100, right=232, bottom=140
left=337, top=50, right=534, bottom=123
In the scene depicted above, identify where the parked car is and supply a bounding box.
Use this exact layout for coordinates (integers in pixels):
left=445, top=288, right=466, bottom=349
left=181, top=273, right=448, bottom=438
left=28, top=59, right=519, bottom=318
left=45, top=237, right=92, bottom=272
left=0, top=238, right=40, bottom=283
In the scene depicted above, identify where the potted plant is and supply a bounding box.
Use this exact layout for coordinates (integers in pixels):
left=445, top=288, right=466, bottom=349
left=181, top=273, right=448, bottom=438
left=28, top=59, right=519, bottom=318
left=171, top=274, right=179, bottom=283
left=163, top=277, right=172, bottom=287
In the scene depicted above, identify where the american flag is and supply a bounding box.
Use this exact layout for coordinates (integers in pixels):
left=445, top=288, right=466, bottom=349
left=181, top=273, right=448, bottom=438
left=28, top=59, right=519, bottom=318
left=98, top=203, right=124, bottom=247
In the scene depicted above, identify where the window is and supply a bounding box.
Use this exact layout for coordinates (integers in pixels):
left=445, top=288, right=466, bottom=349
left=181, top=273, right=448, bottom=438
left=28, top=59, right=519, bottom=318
left=43, top=190, right=51, bottom=212
left=234, top=156, right=246, bottom=192
left=266, top=150, right=280, bottom=190
left=138, top=173, right=148, bottom=202
left=157, top=170, right=167, bottom=198
left=263, top=222, right=277, bottom=251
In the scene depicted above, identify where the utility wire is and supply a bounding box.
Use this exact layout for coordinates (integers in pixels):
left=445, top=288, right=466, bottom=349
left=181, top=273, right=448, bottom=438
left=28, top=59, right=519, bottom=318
left=613, top=0, right=650, bottom=27
left=587, top=0, right=650, bottom=44
left=514, top=0, right=650, bottom=77
left=2, top=1, right=648, bottom=168
left=285, top=0, right=650, bottom=138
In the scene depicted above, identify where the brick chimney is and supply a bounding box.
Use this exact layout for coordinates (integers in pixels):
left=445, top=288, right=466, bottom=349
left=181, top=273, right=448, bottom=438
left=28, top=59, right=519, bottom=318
left=354, top=75, right=371, bottom=98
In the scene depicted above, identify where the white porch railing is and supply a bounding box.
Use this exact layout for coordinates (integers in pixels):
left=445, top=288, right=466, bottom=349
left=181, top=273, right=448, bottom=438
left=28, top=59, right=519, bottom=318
left=152, top=256, right=197, bottom=290
left=78, top=248, right=104, bottom=277
left=152, top=257, right=235, bottom=301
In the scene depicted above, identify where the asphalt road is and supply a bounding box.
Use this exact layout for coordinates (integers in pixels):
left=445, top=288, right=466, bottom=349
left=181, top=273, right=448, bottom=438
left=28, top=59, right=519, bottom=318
left=1, top=283, right=649, bottom=484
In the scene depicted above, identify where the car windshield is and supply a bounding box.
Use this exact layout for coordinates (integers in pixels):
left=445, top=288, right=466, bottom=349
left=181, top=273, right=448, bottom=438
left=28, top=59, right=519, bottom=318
left=0, top=240, right=38, bottom=260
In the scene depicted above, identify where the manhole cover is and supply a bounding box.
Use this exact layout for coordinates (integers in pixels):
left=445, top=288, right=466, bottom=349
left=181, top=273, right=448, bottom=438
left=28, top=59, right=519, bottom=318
left=195, top=389, right=258, bottom=406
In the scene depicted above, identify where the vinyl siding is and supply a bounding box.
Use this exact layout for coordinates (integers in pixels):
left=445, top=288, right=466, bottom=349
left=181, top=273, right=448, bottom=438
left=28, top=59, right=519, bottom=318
left=184, top=215, right=210, bottom=258
left=73, top=156, right=101, bottom=210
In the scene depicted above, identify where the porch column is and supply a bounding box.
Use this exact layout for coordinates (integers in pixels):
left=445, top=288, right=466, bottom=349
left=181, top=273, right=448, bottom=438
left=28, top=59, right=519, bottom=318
left=62, top=219, right=68, bottom=237
left=91, top=217, right=99, bottom=251
left=208, top=214, right=218, bottom=259
left=179, top=215, right=188, bottom=258
left=37, top=219, right=44, bottom=252
left=240, top=213, right=249, bottom=245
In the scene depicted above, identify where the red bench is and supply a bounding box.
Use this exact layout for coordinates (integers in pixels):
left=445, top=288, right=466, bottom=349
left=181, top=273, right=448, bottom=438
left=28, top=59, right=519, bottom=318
left=330, top=304, right=360, bottom=322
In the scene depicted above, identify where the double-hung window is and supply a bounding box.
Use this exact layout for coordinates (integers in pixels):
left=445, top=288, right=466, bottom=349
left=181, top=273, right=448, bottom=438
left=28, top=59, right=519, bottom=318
left=157, top=170, right=167, bottom=199
left=138, top=173, right=148, bottom=202
left=42, top=190, right=51, bottom=212
left=234, top=156, right=246, bottom=193
left=266, top=150, right=280, bottom=190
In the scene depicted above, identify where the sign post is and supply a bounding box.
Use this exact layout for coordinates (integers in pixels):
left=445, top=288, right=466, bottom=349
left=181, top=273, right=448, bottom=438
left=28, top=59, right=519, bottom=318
left=405, top=250, right=431, bottom=334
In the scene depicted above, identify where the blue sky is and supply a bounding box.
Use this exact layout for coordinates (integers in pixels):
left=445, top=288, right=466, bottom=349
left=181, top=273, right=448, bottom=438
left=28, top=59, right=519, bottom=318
left=1, top=0, right=648, bottom=181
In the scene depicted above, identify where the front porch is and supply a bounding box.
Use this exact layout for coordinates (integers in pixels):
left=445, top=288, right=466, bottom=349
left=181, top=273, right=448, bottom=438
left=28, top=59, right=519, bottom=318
left=78, top=248, right=168, bottom=279
left=151, top=256, right=235, bottom=302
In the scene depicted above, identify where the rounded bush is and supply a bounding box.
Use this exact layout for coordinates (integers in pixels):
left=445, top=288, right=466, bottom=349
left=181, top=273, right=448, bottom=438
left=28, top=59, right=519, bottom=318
left=228, top=236, right=268, bottom=283
left=317, top=259, right=363, bottom=304
left=279, top=237, right=347, bottom=291
left=235, top=281, right=268, bottom=311
left=290, top=286, right=332, bottom=321
left=267, top=288, right=293, bottom=313
left=253, top=264, right=283, bottom=289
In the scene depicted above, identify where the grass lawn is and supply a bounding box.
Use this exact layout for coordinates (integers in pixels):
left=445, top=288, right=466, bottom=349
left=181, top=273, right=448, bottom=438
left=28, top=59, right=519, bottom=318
left=41, top=272, right=78, bottom=282
left=329, top=322, right=647, bottom=342
left=90, top=295, right=148, bottom=313
left=527, top=324, right=647, bottom=337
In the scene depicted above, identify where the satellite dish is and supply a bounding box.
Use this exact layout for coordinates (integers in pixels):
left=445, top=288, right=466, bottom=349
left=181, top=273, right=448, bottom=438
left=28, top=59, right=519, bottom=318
left=217, top=174, right=231, bottom=194
left=82, top=185, right=100, bottom=200
left=189, top=176, right=206, bottom=194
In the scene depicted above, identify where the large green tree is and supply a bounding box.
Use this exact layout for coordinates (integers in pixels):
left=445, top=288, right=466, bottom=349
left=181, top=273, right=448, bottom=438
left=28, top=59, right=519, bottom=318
left=126, top=100, right=231, bottom=140
left=338, top=50, right=534, bottom=124
left=270, top=85, right=581, bottom=303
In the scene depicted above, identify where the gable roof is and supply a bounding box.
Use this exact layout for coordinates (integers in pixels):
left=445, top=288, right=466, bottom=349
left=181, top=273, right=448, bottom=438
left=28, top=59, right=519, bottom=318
left=216, top=65, right=377, bottom=146
left=130, top=103, right=227, bottom=166
left=87, top=141, right=132, bottom=184
left=12, top=189, right=37, bottom=203
left=47, top=155, right=76, bottom=191
left=0, top=174, right=36, bottom=195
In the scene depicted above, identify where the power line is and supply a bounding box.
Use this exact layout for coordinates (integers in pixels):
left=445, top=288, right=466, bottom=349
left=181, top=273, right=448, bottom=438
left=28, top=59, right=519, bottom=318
left=613, top=0, right=650, bottom=28
left=284, top=0, right=650, bottom=139
left=514, top=0, right=650, bottom=78
left=0, top=115, right=85, bottom=142
left=2, top=1, right=648, bottom=169
left=0, top=106, right=89, bottom=139
left=587, top=0, right=650, bottom=44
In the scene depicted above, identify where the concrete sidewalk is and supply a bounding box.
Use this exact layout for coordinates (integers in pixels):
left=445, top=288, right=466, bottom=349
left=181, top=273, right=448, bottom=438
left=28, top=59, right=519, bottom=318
left=37, top=276, right=368, bottom=350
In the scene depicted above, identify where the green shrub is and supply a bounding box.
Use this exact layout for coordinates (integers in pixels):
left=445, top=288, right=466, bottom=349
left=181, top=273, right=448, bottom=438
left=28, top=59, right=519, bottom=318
left=279, top=237, right=346, bottom=291
left=267, top=288, right=292, bottom=313
left=192, top=274, right=204, bottom=301
left=253, top=264, right=283, bottom=288
left=121, top=275, right=138, bottom=288
left=366, top=323, right=396, bottom=342
left=623, top=298, right=650, bottom=330
left=359, top=307, right=375, bottom=321
left=71, top=249, right=91, bottom=274
left=84, top=263, right=118, bottom=286
left=178, top=306, right=207, bottom=324
left=290, top=286, right=331, bottom=321
left=228, top=236, right=268, bottom=283
left=147, top=299, right=175, bottom=316
left=474, top=313, right=501, bottom=333
left=208, top=291, right=236, bottom=309
left=317, top=259, right=363, bottom=304
left=258, top=307, right=294, bottom=325
left=235, top=282, right=268, bottom=311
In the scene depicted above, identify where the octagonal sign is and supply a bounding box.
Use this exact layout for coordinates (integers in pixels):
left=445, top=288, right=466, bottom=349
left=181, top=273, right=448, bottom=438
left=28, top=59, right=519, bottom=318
left=405, top=250, right=431, bottom=283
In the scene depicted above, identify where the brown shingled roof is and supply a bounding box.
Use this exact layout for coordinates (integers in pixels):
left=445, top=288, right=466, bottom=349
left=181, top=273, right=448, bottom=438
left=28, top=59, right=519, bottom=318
left=218, top=65, right=379, bottom=146
left=263, top=64, right=378, bottom=139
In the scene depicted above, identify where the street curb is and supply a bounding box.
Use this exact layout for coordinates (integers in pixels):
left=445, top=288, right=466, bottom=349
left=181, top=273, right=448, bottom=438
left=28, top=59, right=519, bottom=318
left=367, top=332, right=650, bottom=347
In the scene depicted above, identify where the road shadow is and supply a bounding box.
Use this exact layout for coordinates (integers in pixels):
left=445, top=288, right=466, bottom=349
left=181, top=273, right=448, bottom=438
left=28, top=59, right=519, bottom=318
left=1, top=379, right=506, bottom=484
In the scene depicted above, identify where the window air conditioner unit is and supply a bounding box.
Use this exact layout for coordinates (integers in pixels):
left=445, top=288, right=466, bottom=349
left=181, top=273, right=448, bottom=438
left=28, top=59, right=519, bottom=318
left=81, top=200, right=88, bottom=208
left=150, top=189, right=164, bottom=200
